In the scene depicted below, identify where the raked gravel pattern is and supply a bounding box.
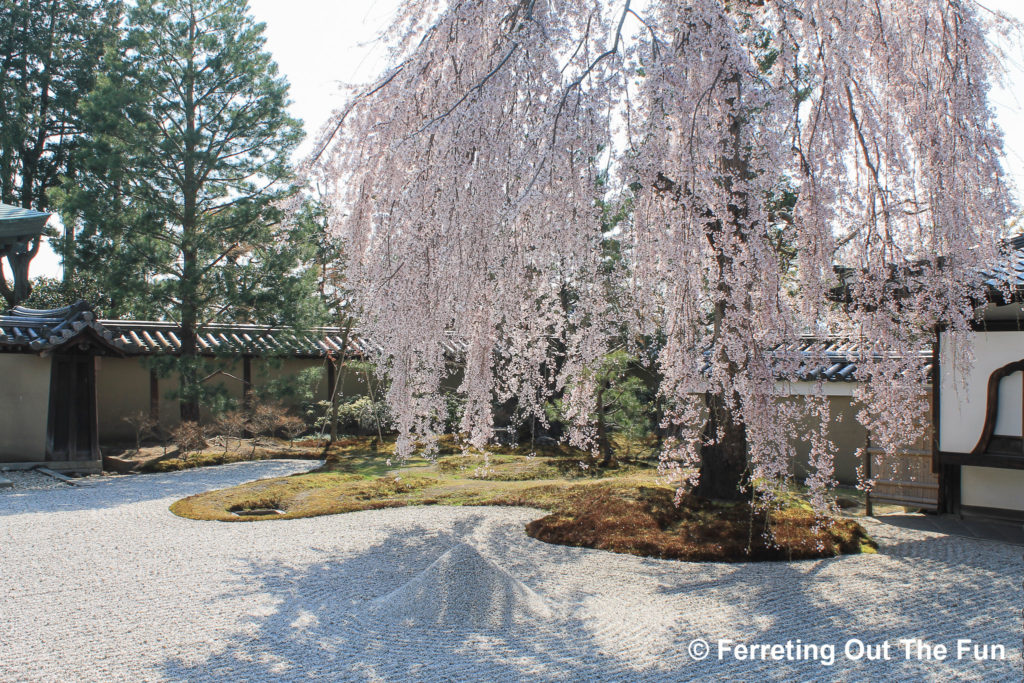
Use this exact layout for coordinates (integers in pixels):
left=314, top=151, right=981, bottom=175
left=0, top=469, right=89, bottom=491
left=1, top=459, right=1020, bottom=682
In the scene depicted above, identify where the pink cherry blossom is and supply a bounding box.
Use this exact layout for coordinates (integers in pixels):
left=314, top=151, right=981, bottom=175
left=306, top=0, right=1016, bottom=505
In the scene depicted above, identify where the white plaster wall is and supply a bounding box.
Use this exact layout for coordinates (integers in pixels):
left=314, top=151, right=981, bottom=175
left=0, top=354, right=50, bottom=461
left=961, top=466, right=1024, bottom=512
left=96, top=357, right=154, bottom=441
left=993, top=371, right=1023, bottom=437
left=939, top=331, right=1024, bottom=453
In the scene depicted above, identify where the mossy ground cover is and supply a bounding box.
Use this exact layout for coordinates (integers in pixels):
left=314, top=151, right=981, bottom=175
left=140, top=446, right=321, bottom=473
left=169, top=435, right=876, bottom=562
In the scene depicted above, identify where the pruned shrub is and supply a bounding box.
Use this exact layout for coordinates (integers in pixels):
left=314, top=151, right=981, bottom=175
left=171, top=421, right=207, bottom=459
left=215, top=410, right=249, bottom=454
left=123, top=410, right=158, bottom=452
left=249, top=401, right=287, bottom=436
left=278, top=414, right=307, bottom=446
left=246, top=400, right=309, bottom=453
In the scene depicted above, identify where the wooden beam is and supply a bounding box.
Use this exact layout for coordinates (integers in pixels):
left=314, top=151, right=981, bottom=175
left=242, top=356, right=252, bottom=406
left=35, top=467, right=77, bottom=485
left=149, top=370, right=160, bottom=424
left=938, top=450, right=1024, bottom=470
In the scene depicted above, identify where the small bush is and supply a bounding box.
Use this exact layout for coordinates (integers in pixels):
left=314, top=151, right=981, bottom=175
left=122, top=410, right=158, bottom=452
left=171, top=421, right=207, bottom=458
left=249, top=401, right=288, bottom=438
left=214, top=410, right=249, bottom=453
left=242, top=401, right=281, bottom=455
left=310, top=397, right=393, bottom=436
left=278, top=414, right=307, bottom=446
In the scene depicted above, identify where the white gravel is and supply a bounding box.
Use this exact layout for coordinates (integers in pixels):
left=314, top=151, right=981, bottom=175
left=364, top=542, right=553, bottom=630
left=0, top=469, right=82, bottom=491
left=0, top=459, right=1020, bottom=682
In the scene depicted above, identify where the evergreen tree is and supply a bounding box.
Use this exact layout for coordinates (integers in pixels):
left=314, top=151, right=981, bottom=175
left=291, top=193, right=360, bottom=442
left=0, top=0, right=120, bottom=209
left=0, top=0, right=121, bottom=305
left=57, top=0, right=306, bottom=421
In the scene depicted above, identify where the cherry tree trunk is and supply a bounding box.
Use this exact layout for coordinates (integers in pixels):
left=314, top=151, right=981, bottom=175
left=595, top=386, right=616, bottom=468
left=695, top=392, right=747, bottom=500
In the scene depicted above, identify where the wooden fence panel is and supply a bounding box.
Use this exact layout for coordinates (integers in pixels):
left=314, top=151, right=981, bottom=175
left=867, top=447, right=939, bottom=510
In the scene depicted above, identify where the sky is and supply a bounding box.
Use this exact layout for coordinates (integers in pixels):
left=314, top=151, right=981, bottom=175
left=29, top=0, right=1024, bottom=278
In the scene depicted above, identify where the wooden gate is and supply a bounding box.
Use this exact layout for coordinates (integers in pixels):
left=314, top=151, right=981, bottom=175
left=45, top=353, right=100, bottom=462
left=866, top=447, right=939, bottom=511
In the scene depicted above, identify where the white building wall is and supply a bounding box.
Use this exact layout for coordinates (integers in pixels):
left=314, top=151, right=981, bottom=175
left=961, top=466, right=1024, bottom=512
left=993, top=371, right=1023, bottom=437
left=940, top=330, right=1024, bottom=515
left=939, top=331, right=1024, bottom=453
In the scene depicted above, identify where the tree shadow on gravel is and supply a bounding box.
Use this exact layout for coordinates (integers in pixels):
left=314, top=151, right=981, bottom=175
left=154, top=505, right=1021, bottom=681
left=649, top=538, right=1020, bottom=681
left=0, top=459, right=318, bottom=517
left=157, top=519, right=686, bottom=682
left=871, top=513, right=1024, bottom=547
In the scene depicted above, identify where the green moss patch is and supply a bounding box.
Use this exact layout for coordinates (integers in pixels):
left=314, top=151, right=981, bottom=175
left=171, top=471, right=438, bottom=521
left=170, top=439, right=875, bottom=562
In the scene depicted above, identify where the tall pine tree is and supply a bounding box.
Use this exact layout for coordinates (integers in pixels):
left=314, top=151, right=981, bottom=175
left=0, top=0, right=122, bottom=305
left=58, top=0, right=307, bottom=421
left=0, top=0, right=121, bottom=209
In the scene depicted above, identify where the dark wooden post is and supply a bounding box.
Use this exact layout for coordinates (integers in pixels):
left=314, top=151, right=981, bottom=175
left=932, top=324, right=958, bottom=516
left=149, top=370, right=160, bottom=424
left=91, top=357, right=101, bottom=459
left=932, top=325, right=942, bottom=474
left=242, top=356, right=252, bottom=406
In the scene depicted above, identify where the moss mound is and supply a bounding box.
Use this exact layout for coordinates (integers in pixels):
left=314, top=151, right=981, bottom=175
left=435, top=454, right=565, bottom=481
left=525, top=484, right=876, bottom=562
left=170, top=445, right=875, bottom=562
left=170, top=472, right=437, bottom=521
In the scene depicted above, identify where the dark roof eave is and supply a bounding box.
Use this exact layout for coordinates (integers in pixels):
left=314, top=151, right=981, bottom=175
left=0, top=203, right=50, bottom=240
left=36, top=326, right=130, bottom=357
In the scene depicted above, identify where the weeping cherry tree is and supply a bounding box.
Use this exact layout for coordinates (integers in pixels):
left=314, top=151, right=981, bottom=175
left=306, top=0, right=1015, bottom=504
